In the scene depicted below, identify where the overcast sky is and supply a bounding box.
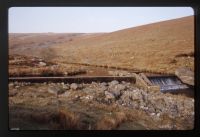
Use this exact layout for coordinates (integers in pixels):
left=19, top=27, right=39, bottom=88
left=9, top=7, right=194, bottom=33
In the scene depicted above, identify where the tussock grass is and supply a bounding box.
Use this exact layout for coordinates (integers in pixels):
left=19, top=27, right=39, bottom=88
left=52, top=108, right=81, bottom=130
left=95, top=112, right=127, bottom=130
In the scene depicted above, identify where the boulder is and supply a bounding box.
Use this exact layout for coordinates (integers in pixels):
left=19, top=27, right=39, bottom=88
left=175, top=67, right=194, bottom=86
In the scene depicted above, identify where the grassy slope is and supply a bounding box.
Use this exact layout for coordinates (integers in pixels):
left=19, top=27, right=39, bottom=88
left=9, top=16, right=194, bottom=74
left=9, top=33, right=104, bottom=59
left=51, top=16, right=194, bottom=74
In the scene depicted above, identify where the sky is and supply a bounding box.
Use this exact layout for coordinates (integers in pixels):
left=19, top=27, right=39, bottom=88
left=9, top=7, right=194, bottom=33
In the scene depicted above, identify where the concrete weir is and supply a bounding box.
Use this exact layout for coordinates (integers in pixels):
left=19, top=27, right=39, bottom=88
left=9, top=76, right=136, bottom=84
left=136, top=73, right=192, bottom=94
left=9, top=73, right=192, bottom=96
left=147, top=76, right=189, bottom=92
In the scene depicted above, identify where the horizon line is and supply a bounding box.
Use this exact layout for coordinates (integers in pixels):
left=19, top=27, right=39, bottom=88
left=9, top=15, right=193, bottom=34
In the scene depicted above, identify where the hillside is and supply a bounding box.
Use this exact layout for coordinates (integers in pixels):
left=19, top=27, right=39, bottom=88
left=9, top=16, right=194, bottom=74
left=9, top=33, right=104, bottom=59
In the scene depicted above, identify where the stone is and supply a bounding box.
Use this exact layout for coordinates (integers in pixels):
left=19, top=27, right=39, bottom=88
left=109, top=80, right=119, bottom=86
left=78, top=84, right=84, bottom=89
left=9, top=83, right=14, bottom=87
left=99, top=85, right=107, bottom=92
left=156, top=113, right=161, bottom=117
left=84, top=95, right=93, bottom=100
left=63, top=85, right=70, bottom=90
left=70, top=83, right=78, bottom=90
left=61, top=92, right=70, bottom=97
left=38, top=62, right=46, bottom=67
left=101, top=82, right=108, bottom=86
left=114, top=84, right=126, bottom=91
left=15, top=86, right=20, bottom=89
left=175, top=67, right=194, bottom=86
left=64, top=72, right=68, bottom=76
left=14, top=81, right=18, bottom=85
left=91, top=82, right=97, bottom=85
left=109, top=84, right=126, bottom=97
left=110, top=89, right=121, bottom=98
left=105, top=91, right=115, bottom=99
left=130, top=91, right=142, bottom=101
left=48, top=86, right=65, bottom=95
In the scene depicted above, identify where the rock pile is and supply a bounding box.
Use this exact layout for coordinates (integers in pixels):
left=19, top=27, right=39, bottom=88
left=9, top=80, right=194, bottom=121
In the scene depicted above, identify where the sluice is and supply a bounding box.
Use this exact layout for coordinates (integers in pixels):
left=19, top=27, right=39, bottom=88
left=147, top=76, right=189, bottom=92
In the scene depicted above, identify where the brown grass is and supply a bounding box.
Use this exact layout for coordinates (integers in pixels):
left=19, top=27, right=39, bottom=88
left=95, top=111, right=127, bottom=130
left=9, top=16, right=194, bottom=74
left=51, top=108, right=81, bottom=130
left=9, top=55, right=86, bottom=77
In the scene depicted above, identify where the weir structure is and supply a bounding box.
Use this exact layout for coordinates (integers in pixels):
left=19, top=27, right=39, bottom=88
left=9, top=73, right=191, bottom=94
left=135, top=73, right=191, bottom=93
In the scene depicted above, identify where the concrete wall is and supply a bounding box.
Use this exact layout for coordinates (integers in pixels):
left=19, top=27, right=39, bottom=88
left=132, top=73, right=160, bottom=92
